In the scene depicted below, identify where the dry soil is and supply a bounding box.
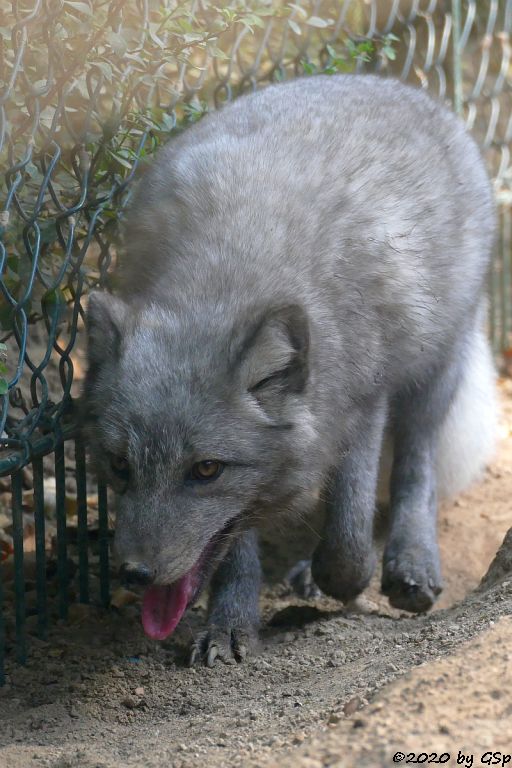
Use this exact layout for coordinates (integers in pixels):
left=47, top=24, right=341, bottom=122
left=0, top=382, right=511, bottom=768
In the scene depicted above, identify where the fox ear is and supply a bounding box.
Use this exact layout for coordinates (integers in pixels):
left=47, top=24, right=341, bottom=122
left=86, top=292, right=127, bottom=367
left=237, top=304, right=309, bottom=409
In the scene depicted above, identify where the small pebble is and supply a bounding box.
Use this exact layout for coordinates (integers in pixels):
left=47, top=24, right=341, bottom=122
left=343, top=696, right=361, bottom=716
left=69, top=682, right=86, bottom=693
left=112, top=668, right=125, bottom=678
left=122, top=695, right=140, bottom=709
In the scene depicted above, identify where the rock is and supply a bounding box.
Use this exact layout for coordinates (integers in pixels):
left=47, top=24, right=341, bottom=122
left=111, top=668, right=125, bottom=678
left=110, top=587, right=139, bottom=609
left=479, top=527, right=512, bottom=590
left=122, top=695, right=141, bottom=709
left=68, top=603, right=93, bottom=623
left=343, top=696, right=362, bottom=716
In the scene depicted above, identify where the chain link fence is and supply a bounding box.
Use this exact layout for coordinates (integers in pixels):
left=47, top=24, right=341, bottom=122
left=0, top=0, right=511, bottom=682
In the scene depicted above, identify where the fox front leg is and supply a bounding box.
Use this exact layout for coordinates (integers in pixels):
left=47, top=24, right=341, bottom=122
left=190, top=528, right=261, bottom=666
left=312, top=396, right=387, bottom=602
left=381, top=357, right=460, bottom=612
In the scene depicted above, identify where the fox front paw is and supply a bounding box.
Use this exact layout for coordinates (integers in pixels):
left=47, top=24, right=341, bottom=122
left=311, top=541, right=376, bottom=603
left=382, top=546, right=443, bottom=613
left=189, top=623, right=259, bottom=667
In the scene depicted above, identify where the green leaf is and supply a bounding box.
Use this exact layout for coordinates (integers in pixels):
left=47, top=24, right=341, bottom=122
left=287, top=4, right=307, bottom=19
left=237, top=18, right=256, bottom=33
left=0, top=379, right=8, bottom=396
left=287, top=19, right=301, bottom=35
left=182, top=32, right=206, bottom=43
left=106, top=149, right=133, bottom=170
left=92, top=61, right=113, bottom=82
left=301, top=60, right=317, bottom=75
left=0, top=305, right=14, bottom=332
left=347, top=39, right=374, bottom=62
left=41, top=288, right=67, bottom=326
left=160, top=112, right=176, bottom=131
left=243, top=14, right=266, bottom=29
left=209, top=45, right=229, bottom=60
left=24, top=161, right=40, bottom=179
left=382, top=46, right=396, bottom=61
left=107, top=31, right=128, bottom=56
left=64, top=1, right=93, bottom=16
left=39, top=221, right=57, bottom=244
left=306, top=16, right=333, bottom=28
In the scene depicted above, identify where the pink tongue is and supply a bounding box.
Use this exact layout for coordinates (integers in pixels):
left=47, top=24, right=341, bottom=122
left=141, top=571, right=195, bottom=641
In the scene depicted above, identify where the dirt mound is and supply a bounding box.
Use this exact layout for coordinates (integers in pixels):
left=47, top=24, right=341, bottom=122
left=267, top=615, right=512, bottom=767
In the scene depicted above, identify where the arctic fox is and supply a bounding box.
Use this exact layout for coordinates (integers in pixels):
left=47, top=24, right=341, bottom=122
left=84, top=75, right=497, bottom=664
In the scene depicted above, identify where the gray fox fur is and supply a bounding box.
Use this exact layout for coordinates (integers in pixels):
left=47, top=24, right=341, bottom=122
left=83, top=75, right=497, bottom=664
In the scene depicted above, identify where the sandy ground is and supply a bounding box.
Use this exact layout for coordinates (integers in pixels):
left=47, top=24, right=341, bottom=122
left=0, top=382, right=510, bottom=768
left=267, top=614, right=512, bottom=768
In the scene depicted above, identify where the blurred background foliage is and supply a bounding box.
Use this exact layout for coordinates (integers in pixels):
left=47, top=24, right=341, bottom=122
left=0, top=0, right=404, bottom=410
left=0, top=0, right=401, bottom=322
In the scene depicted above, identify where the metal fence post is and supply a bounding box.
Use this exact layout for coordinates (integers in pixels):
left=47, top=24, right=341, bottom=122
left=452, top=0, right=463, bottom=116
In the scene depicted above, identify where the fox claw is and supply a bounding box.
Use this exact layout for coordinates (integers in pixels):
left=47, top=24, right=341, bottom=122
left=286, top=559, right=322, bottom=599
left=189, top=624, right=258, bottom=667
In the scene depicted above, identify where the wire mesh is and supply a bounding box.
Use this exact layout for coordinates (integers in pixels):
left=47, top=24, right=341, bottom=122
left=0, top=0, right=511, bottom=681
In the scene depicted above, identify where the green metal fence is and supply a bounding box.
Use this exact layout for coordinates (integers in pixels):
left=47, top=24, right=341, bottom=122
left=1, top=0, right=511, bottom=683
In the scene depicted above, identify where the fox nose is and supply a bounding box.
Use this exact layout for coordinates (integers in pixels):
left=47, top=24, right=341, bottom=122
left=120, top=562, right=154, bottom=586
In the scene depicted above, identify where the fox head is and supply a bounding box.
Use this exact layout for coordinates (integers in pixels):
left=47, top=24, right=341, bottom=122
left=82, top=292, right=321, bottom=638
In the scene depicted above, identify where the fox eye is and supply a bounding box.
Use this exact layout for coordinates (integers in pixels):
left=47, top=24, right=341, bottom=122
left=191, top=460, right=224, bottom=482
left=110, top=454, right=129, bottom=481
